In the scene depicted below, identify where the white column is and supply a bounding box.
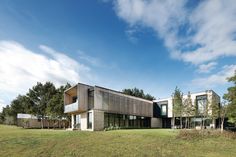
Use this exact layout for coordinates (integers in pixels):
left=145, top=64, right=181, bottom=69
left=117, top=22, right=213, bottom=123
left=71, top=114, right=74, bottom=129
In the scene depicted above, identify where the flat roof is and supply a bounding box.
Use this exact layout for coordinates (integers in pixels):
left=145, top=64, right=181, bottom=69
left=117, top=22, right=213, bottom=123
left=154, top=89, right=219, bottom=102
left=64, top=82, right=153, bottom=103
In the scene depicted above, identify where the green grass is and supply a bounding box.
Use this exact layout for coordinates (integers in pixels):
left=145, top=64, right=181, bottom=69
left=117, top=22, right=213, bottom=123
left=0, top=125, right=236, bottom=157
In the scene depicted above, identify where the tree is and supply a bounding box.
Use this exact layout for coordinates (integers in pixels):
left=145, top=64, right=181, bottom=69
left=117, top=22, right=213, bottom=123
left=220, top=101, right=228, bottom=133
left=210, top=94, right=220, bottom=129
left=0, top=112, right=3, bottom=124
left=46, top=83, right=71, bottom=128
left=0, top=105, right=13, bottom=124
left=202, top=97, right=209, bottom=129
left=9, top=95, right=32, bottom=124
left=1, top=81, right=71, bottom=128
left=183, top=92, right=194, bottom=128
left=223, top=71, right=236, bottom=126
left=122, top=87, right=155, bottom=101
left=27, top=82, right=57, bottom=128
left=172, top=87, right=183, bottom=129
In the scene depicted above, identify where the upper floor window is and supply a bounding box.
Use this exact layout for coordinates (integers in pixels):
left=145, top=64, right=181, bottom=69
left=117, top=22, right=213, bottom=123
left=161, top=104, right=167, bottom=116
left=196, top=95, right=207, bottom=114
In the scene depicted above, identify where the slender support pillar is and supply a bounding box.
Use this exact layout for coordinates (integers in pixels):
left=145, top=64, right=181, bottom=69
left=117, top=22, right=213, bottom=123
left=71, top=114, right=75, bottom=129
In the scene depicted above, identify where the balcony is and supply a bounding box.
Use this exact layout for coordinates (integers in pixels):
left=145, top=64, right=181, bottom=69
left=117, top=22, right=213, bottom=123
left=64, top=101, right=78, bottom=113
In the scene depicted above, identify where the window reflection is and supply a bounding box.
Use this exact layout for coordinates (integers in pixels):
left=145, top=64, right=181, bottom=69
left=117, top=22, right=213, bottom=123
left=104, top=113, right=151, bottom=129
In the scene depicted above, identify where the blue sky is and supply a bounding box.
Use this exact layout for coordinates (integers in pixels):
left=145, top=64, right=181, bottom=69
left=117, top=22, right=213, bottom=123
left=0, top=0, right=236, bottom=110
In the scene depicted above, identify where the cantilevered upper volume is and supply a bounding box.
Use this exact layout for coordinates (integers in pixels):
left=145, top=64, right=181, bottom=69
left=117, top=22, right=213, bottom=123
left=64, top=83, right=221, bottom=131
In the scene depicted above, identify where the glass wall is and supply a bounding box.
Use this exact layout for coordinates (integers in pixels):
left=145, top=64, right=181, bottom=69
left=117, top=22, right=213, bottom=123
left=87, top=112, right=92, bottom=129
left=104, top=113, right=151, bottom=129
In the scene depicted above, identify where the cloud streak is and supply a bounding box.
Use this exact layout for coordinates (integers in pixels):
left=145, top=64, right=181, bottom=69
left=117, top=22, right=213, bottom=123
left=197, top=62, right=217, bottom=73
left=0, top=40, right=91, bottom=107
left=191, top=64, right=236, bottom=88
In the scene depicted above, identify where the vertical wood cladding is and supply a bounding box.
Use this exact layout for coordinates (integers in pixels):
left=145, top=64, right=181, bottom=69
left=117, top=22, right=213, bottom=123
left=77, top=84, right=93, bottom=111
left=94, top=87, right=153, bottom=117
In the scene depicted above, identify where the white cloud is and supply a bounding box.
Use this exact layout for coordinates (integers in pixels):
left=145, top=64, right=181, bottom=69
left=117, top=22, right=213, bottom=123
left=113, top=0, right=236, bottom=65
left=191, top=64, right=236, bottom=88
left=77, top=50, right=104, bottom=67
left=180, top=0, right=236, bottom=64
left=115, top=0, right=187, bottom=49
left=197, top=62, right=217, bottom=73
left=0, top=40, right=91, bottom=108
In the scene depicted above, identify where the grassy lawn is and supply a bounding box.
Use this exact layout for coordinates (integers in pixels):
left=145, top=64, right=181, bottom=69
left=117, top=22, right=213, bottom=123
left=0, top=125, right=236, bottom=157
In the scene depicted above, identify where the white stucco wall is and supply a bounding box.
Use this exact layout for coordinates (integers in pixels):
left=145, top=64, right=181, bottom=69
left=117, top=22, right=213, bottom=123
left=154, top=90, right=220, bottom=118
left=80, top=112, right=88, bottom=130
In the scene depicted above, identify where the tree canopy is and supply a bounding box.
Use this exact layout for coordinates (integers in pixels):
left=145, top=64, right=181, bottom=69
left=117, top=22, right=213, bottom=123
left=172, top=87, right=183, bottom=128
left=122, top=87, right=155, bottom=101
left=223, top=71, right=236, bottom=125
left=0, top=82, right=71, bottom=126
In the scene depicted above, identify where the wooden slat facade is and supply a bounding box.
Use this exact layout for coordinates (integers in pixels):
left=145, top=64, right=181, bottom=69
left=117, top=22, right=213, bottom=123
left=94, top=86, right=153, bottom=117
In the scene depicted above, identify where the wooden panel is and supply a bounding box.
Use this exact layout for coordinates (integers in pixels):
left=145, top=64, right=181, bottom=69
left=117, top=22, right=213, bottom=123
left=95, top=87, right=153, bottom=117
left=78, top=84, right=91, bottom=111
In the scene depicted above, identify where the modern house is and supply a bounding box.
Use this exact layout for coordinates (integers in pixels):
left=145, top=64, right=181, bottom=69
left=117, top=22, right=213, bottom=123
left=64, top=83, right=220, bottom=131
left=154, top=90, right=221, bottom=129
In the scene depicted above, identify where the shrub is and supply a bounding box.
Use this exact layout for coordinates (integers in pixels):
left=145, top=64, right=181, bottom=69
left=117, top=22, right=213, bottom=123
left=104, top=125, right=120, bottom=131
left=176, top=129, right=236, bottom=140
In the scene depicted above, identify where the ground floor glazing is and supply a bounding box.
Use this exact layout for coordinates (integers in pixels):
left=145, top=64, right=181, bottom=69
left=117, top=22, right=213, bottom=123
left=104, top=113, right=151, bottom=129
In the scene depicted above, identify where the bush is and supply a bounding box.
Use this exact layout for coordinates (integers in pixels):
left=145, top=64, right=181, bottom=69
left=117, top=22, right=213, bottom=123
left=104, top=125, right=120, bottom=131
left=176, top=129, right=236, bottom=140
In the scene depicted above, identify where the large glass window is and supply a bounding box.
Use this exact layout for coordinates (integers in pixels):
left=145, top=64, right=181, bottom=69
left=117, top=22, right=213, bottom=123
left=196, top=95, right=207, bottom=114
left=75, top=115, right=80, bottom=129
left=161, top=104, right=167, bottom=116
left=87, top=112, right=92, bottom=129
left=104, top=113, right=151, bottom=129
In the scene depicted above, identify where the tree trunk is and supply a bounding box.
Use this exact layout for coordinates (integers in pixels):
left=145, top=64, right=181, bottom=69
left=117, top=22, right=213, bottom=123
left=188, top=117, right=190, bottom=129
left=48, top=120, right=50, bottom=129
left=180, top=116, right=183, bottom=129
left=173, top=116, right=175, bottom=129
left=202, top=116, right=205, bottom=129
left=201, top=116, right=203, bottom=129
left=218, top=118, right=221, bottom=129
left=185, top=118, right=187, bottom=129
left=221, top=117, right=225, bottom=133
left=41, top=117, right=44, bottom=129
